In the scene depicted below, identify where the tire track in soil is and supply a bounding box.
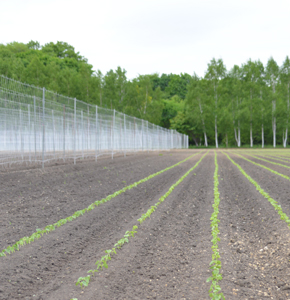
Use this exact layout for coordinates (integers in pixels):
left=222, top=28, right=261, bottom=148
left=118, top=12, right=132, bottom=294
left=68, top=152, right=215, bottom=300
left=218, top=152, right=290, bottom=299
left=0, top=150, right=197, bottom=250
left=0, top=152, right=202, bottom=300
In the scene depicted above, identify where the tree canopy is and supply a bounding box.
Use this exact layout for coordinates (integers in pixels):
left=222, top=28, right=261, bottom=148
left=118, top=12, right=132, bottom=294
left=1, top=40, right=290, bottom=147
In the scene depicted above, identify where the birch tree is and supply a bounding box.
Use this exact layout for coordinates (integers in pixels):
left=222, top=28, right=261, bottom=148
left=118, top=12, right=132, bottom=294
left=229, top=65, right=242, bottom=146
left=242, top=60, right=264, bottom=147
left=281, top=56, right=290, bottom=147
left=205, top=58, right=226, bottom=148
left=266, top=57, right=280, bottom=147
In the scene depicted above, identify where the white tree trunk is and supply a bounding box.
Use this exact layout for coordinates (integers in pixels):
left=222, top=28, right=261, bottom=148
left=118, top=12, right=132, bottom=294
left=198, top=100, right=208, bottom=147
left=215, top=117, right=218, bottom=148
left=234, top=127, right=238, bottom=145
left=272, top=83, right=276, bottom=148
left=284, top=83, right=290, bottom=148
left=261, top=90, right=264, bottom=148
left=273, top=115, right=276, bottom=148
left=238, top=121, right=241, bottom=147
left=250, top=90, right=253, bottom=148
left=214, top=84, right=218, bottom=148
left=283, top=128, right=288, bottom=147
left=204, top=132, right=208, bottom=147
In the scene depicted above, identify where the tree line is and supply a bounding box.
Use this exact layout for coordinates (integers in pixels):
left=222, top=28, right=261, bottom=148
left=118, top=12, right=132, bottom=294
left=1, top=40, right=289, bottom=147
left=185, top=57, right=290, bottom=147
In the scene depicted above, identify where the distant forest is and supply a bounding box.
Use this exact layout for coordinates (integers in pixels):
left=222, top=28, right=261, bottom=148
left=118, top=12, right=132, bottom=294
left=1, top=41, right=290, bottom=147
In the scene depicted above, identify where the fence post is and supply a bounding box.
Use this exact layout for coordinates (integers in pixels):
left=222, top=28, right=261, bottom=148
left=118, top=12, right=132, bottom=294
left=112, top=109, right=115, bottom=159
left=147, top=120, right=149, bottom=153
left=4, top=100, right=6, bottom=151
left=158, top=125, right=160, bottom=150
left=34, top=96, right=37, bottom=161
left=95, top=105, right=98, bottom=162
left=124, top=114, right=126, bottom=157
left=28, top=104, right=31, bottom=162
left=74, top=98, right=76, bottom=165
left=141, top=119, right=144, bottom=151
left=87, top=106, right=90, bottom=150
left=81, top=110, right=84, bottom=158
left=63, top=105, right=66, bottom=161
left=42, top=87, right=45, bottom=169
left=134, top=117, right=136, bottom=154
left=19, top=108, right=23, bottom=160
left=99, top=113, right=102, bottom=154
left=52, top=110, right=55, bottom=158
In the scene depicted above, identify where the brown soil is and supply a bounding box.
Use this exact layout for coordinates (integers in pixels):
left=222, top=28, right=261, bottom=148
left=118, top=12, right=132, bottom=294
left=1, top=150, right=290, bottom=300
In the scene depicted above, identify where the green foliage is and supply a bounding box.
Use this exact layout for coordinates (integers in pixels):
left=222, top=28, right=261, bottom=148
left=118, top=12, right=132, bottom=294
left=206, top=152, right=225, bottom=300
left=150, top=73, right=191, bottom=99
left=161, top=96, right=185, bottom=128
left=0, top=153, right=199, bottom=258
left=3, top=40, right=290, bottom=146
left=76, top=151, right=208, bottom=289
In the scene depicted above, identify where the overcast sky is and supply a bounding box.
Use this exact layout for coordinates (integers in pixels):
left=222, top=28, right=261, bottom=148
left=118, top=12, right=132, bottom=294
left=1, top=0, right=290, bottom=79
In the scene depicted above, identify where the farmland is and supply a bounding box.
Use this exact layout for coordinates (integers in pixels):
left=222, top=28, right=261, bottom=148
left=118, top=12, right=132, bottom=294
left=1, top=149, right=290, bottom=299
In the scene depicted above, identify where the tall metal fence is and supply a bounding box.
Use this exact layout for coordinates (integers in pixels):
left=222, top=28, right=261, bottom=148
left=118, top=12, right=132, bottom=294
left=0, top=75, right=188, bottom=168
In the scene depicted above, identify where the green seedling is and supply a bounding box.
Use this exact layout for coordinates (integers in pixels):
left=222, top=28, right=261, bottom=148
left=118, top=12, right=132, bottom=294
left=0, top=152, right=202, bottom=258
left=75, top=152, right=208, bottom=289
left=206, top=152, right=225, bottom=300
left=244, top=153, right=290, bottom=170
left=76, top=276, right=90, bottom=288
left=224, top=152, right=290, bottom=231
left=233, top=152, right=290, bottom=182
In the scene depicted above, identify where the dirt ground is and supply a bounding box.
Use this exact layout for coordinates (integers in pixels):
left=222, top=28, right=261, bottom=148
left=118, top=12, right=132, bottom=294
left=1, top=149, right=290, bottom=299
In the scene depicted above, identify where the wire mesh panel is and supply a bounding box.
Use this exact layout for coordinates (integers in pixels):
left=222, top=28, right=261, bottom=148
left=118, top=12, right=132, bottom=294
left=0, top=75, right=188, bottom=168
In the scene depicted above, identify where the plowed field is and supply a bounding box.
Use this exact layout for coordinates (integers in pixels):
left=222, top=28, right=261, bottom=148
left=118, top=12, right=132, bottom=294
left=1, top=149, right=290, bottom=300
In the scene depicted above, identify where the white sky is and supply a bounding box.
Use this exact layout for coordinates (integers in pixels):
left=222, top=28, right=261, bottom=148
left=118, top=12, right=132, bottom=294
left=1, top=0, right=290, bottom=79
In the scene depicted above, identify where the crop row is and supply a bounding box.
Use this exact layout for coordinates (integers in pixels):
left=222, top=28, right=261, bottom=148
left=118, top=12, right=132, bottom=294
left=0, top=152, right=201, bottom=258
left=233, top=152, right=290, bottom=182
left=75, top=151, right=208, bottom=289
left=224, top=152, right=290, bottom=230
left=206, top=152, right=225, bottom=300
left=257, top=154, right=290, bottom=163
left=206, top=151, right=290, bottom=300
left=242, top=153, right=290, bottom=170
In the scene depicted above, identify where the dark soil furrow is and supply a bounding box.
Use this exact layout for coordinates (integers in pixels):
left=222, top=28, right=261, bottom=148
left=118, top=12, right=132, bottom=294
left=0, top=150, right=198, bottom=250
left=218, top=152, right=290, bottom=299
left=237, top=152, right=290, bottom=176
left=66, top=152, right=215, bottom=300
left=0, top=152, right=202, bottom=300
left=228, top=153, right=290, bottom=214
